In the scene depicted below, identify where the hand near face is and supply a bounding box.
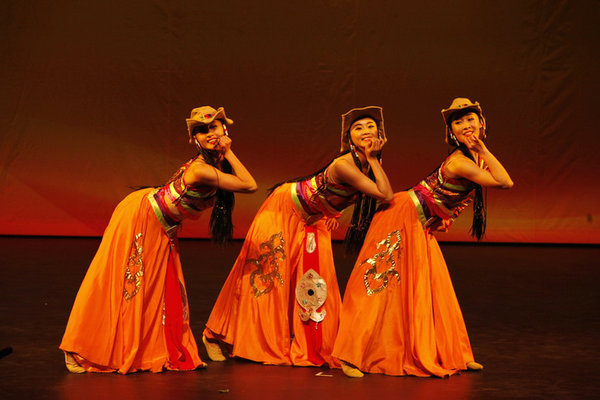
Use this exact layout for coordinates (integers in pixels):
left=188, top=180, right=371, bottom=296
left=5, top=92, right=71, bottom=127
left=463, top=134, right=487, bottom=154
left=216, top=135, right=232, bottom=155
left=365, top=137, right=384, bottom=159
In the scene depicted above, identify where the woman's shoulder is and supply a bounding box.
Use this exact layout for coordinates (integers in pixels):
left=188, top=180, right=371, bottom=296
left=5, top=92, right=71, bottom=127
left=325, top=153, right=352, bottom=178
left=329, top=153, right=355, bottom=171
left=443, top=150, right=474, bottom=170
left=325, top=153, right=362, bottom=187
left=183, top=156, right=218, bottom=186
left=189, top=155, right=218, bottom=172
left=442, top=150, right=481, bottom=181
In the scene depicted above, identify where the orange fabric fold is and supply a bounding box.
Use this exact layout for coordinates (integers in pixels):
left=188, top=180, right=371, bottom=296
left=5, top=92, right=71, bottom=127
left=204, top=184, right=341, bottom=367
left=60, top=188, right=203, bottom=373
left=332, top=192, right=474, bottom=377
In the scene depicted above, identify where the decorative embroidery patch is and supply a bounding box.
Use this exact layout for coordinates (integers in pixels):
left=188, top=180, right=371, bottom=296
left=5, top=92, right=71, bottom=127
left=362, top=230, right=402, bottom=296
left=124, top=233, right=144, bottom=301
left=248, top=232, right=286, bottom=297
left=296, top=269, right=327, bottom=322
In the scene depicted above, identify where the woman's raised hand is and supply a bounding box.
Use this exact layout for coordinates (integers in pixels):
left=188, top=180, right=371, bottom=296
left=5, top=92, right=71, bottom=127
left=216, top=135, right=232, bottom=155
left=464, top=135, right=487, bottom=155
left=365, top=138, right=385, bottom=160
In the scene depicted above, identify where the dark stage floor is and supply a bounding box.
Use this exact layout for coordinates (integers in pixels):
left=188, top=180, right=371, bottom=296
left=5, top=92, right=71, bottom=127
left=0, top=237, right=598, bottom=399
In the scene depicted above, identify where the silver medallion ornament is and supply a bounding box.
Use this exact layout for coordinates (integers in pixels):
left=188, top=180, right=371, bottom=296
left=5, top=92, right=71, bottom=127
left=295, top=269, right=327, bottom=322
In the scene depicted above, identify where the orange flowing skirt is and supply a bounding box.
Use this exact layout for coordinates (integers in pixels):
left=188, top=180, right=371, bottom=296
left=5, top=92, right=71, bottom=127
left=204, top=184, right=341, bottom=367
left=59, top=188, right=204, bottom=374
left=332, top=192, right=474, bottom=377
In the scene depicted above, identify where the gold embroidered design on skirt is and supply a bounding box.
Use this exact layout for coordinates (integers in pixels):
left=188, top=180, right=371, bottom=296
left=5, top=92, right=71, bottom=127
left=362, top=230, right=401, bottom=296
left=124, top=233, right=144, bottom=301
left=248, top=232, right=286, bottom=297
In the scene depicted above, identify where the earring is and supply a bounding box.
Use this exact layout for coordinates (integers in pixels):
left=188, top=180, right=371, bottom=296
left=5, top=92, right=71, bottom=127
left=349, top=142, right=359, bottom=157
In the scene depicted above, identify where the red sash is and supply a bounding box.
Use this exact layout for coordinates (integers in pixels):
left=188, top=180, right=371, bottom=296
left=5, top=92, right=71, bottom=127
left=301, top=226, right=325, bottom=365
left=164, top=250, right=196, bottom=370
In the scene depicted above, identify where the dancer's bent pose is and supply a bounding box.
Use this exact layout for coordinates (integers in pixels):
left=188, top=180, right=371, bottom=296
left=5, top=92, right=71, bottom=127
left=333, top=98, right=513, bottom=378
left=203, top=107, right=393, bottom=367
left=60, top=106, right=257, bottom=374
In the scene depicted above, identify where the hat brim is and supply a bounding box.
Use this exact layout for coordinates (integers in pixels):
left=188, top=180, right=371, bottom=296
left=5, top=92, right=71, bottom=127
left=441, top=103, right=483, bottom=125
left=340, top=106, right=385, bottom=152
left=187, top=107, right=234, bottom=137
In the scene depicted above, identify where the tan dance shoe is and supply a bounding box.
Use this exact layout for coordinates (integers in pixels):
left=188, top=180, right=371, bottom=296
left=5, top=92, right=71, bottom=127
left=466, top=361, right=484, bottom=371
left=202, top=335, right=226, bottom=362
left=64, top=352, right=86, bottom=373
left=341, top=360, right=364, bottom=378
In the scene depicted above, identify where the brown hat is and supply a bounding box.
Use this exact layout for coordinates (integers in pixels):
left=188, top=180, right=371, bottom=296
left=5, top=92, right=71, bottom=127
left=441, top=98, right=483, bottom=124
left=186, top=106, right=234, bottom=143
left=441, top=98, right=485, bottom=143
left=340, top=106, right=386, bottom=152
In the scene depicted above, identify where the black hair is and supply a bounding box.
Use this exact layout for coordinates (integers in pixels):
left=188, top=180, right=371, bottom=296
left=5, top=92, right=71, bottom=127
left=446, top=110, right=487, bottom=240
left=343, top=116, right=382, bottom=254
left=343, top=148, right=379, bottom=255
left=268, top=118, right=381, bottom=255
left=193, top=124, right=235, bottom=245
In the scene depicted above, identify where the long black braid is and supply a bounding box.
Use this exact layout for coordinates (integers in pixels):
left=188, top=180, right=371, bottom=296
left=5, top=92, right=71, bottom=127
left=447, top=110, right=487, bottom=240
left=457, top=144, right=487, bottom=240
left=194, top=128, right=235, bottom=245
left=343, top=148, right=380, bottom=255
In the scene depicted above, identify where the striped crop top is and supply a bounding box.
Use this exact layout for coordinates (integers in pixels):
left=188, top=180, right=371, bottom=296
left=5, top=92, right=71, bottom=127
left=291, top=167, right=358, bottom=223
left=147, top=157, right=217, bottom=238
left=408, top=158, right=479, bottom=232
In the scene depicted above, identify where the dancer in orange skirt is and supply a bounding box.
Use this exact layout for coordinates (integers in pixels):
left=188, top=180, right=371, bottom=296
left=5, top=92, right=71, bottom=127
left=202, top=107, right=394, bottom=367
left=333, top=98, right=514, bottom=378
left=60, top=106, right=257, bottom=374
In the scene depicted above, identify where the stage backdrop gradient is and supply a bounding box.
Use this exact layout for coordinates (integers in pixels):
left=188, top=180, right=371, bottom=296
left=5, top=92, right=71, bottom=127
left=1, top=0, right=599, bottom=243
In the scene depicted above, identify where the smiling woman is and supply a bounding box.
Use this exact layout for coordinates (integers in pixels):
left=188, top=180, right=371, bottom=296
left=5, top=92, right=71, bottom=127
left=202, top=106, right=393, bottom=367
left=192, top=120, right=228, bottom=149
left=333, top=98, right=513, bottom=378
left=348, top=118, right=379, bottom=148
left=59, top=106, right=257, bottom=374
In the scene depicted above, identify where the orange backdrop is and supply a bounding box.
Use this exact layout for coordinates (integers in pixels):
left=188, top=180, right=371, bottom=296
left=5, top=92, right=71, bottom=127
left=1, top=0, right=599, bottom=243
